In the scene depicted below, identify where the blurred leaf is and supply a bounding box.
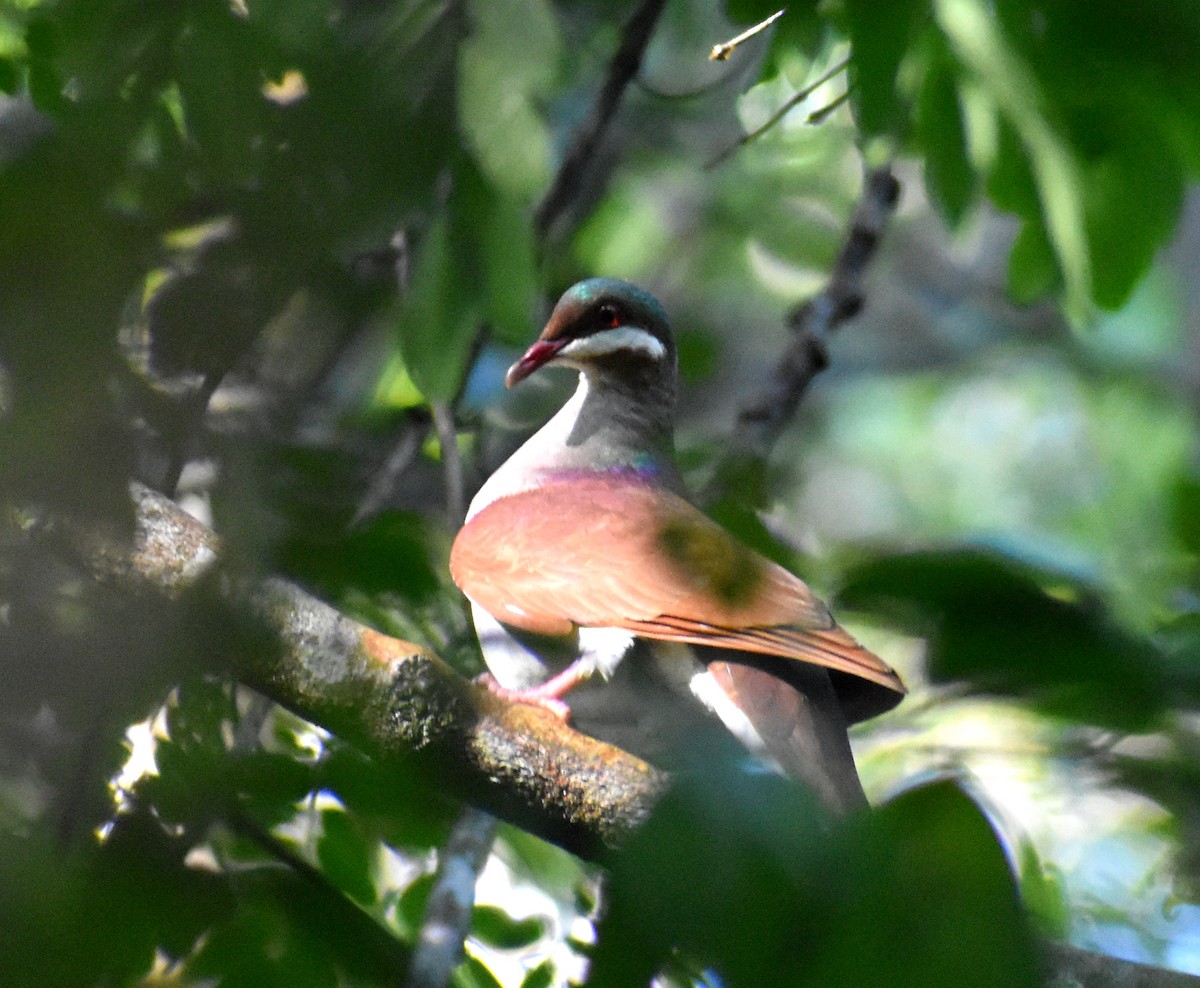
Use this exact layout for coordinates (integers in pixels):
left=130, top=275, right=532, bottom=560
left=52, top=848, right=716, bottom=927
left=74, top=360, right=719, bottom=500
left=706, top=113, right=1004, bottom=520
left=472, top=904, right=546, bottom=949
left=322, top=743, right=456, bottom=850
left=0, top=811, right=229, bottom=988
left=1113, top=741, right=1200, bottom=895
left=521, top=959, right=557, bottom=988
left=233, top=751, right=318, bottom=827
left=395, top=209, right=480, bottom=404
left=317, top=808, right=378, bottom=906
left=914, top=34, right=976, bottom=226
left=1006, top=217, right=1059, bottom=304
left=1074, top=112, right=1185, bottom=310
left=1016, top=839, right=1069, bottom=939
left=842, top=0, right=926, bottom=138
left=187, top=863, right=408, bottom=985
left=840, top=548, right=1184, bottom=729
left=282, top=507, right=442, bottom=604
left=458, top=0, right=559, bottom=201
left=396, top=871, right=436, bottom=940
left=174, top=4, right=266, bottom=184
left=478, top=189, right=540, bottom=346
left=1172, top=473, right=1200, bottom=557
left=145, top=232, right=292, bottom=379
left=394, top=158, right=539, bottom=401
left=935, top=0, right=1091, bottom=321
left=0, top=57, right=17, bottom=94
left=460, top=954, right=507, bottom=988
left=590, top=771, right=1037, bottom=987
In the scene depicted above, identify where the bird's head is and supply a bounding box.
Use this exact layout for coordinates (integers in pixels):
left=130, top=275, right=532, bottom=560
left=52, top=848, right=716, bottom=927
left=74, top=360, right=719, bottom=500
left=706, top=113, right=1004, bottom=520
left=505, top=278, right=675, bottom=389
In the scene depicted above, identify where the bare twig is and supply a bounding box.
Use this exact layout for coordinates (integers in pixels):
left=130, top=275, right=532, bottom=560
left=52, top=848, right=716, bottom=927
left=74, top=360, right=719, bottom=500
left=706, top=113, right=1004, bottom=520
left=407, top=806, right=498, bottom=988
left=704, top=164, right=900, bottom=502
left=431, top=402, right=466, bottom=527
left=710, top=9, right=785, bottom=62
left=806, top=88, right=851, bottom=125
left=707, top=57, right=850, bottom=168
left=533, top=0, right=669, bottom=239
left=352, top=410, right=432, bottom=528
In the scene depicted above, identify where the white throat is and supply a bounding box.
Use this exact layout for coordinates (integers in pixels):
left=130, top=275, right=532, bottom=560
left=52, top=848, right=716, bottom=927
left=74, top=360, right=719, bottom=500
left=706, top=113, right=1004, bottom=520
left=465, top=373, right=591, bottom=520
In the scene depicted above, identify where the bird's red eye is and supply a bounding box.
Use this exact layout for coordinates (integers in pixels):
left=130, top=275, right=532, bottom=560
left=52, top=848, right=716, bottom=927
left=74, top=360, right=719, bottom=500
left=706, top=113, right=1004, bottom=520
left=598, top=304, right=621, bottom=329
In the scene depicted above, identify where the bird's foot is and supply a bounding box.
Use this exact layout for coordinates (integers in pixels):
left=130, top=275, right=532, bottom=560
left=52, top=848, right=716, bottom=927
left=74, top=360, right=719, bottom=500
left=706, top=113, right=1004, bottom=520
left=475, top=672, right=574, bottom=721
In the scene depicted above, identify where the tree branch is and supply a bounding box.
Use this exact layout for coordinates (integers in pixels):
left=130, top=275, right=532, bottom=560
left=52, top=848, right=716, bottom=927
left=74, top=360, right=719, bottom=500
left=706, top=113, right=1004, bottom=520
left=42, top=484, right=1200, bottom=988
left=54, top=482, right=666, bottom=857
left=407, top=806, right=498, bottom=988
left=1043, top=942, right=1200, bottom=988
left=706, top=164, right=901, bottom=501
left=533, top=0, right=669, bottom=239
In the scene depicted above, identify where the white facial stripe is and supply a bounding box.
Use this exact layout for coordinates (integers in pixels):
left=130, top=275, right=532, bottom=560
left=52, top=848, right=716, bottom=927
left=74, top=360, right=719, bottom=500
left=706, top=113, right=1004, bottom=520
left=558, top=326, right=666, bottom=362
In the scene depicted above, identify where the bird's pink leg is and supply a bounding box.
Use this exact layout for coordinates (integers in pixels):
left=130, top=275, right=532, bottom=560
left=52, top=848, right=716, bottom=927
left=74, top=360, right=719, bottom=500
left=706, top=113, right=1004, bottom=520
left=475, top=661, right=592, bottom=721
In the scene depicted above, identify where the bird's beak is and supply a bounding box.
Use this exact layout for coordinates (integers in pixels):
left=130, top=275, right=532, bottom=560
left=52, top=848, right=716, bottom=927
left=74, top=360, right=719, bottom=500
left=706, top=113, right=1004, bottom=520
left=504, top=338, right=569, bottom=389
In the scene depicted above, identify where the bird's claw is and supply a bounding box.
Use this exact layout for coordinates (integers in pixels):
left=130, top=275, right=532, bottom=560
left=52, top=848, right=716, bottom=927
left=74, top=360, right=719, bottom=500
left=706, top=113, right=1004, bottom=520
left=475, top=672, right=573, bottom=721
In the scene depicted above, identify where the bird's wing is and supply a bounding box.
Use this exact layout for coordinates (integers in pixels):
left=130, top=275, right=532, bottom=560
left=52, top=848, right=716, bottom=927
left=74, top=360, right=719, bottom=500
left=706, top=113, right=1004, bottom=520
left=450, top=475, right=904, bottom=696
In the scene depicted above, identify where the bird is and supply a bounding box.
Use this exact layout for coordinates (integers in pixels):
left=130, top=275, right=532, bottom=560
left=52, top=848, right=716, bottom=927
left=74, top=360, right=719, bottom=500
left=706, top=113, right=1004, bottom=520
left=450, top=278, right=904, bottom=813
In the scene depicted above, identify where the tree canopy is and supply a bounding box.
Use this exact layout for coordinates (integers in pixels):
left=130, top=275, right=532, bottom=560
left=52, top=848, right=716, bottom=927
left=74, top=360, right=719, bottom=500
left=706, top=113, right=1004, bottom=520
left=2, top=0, right=1200, bottom=986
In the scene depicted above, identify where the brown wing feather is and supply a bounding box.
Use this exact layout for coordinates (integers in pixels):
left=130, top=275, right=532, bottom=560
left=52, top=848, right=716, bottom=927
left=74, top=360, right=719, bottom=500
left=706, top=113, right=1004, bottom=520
left=451, top=475, right=904, bottom=695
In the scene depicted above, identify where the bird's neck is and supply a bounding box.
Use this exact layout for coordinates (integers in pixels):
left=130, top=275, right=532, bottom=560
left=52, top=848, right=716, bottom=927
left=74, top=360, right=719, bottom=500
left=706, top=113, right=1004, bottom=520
left=467, top=369, right=683, bottom=519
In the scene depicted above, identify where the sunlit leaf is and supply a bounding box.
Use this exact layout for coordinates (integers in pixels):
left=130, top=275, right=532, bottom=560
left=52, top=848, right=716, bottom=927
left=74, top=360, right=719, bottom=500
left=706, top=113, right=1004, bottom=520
left=935, top=0, right=1091, bottom=322
left=458, top=0, right=560, bottom=200
left=472, top=904, right=546, bottom=949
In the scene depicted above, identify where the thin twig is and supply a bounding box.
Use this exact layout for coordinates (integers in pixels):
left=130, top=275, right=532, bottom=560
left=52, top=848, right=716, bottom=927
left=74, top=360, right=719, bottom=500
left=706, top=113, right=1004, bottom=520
left=351, top=410, right=432, bottom=528
left=431, top=402, right=465, bottom=526
left=806, top=88, right=851, bottom=125
left=709, top=9, right=784, bottom=61
left=704, top=164, right=900, bottom=503
left=707, top=57, right=850, bottom=169
left=407, top=806, right=499, bottom=988
left=534, top=0, right=670, bottom=239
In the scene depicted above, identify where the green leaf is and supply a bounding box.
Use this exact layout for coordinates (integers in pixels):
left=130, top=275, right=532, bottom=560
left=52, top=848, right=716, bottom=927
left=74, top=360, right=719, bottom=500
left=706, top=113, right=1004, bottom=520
left=590, top=769, right=1039, bottom=988
left=472, top=905, right=546, bottom=949
left=397, top=872, right=436, bottom=940
left=520, top=960, right=556, bottom=988
left=0, top=57, right=18, bottom=94
left=914, top=36, right=976, bottom=226
left=840, top=548, right=1179, bottom=729
left=1075, top=113, right=1184, bottom=311
left=1007, top=218, right=1059, bottom=304
left=458, top=0, right=560, bottom=200
left=936, top=0, right=1091, bottom=321
left=394, top=210, right=481, bottom=404
left=459, top=955, right=506, bottom=988
left=843, top=0, right=928, bottom=137
left=392, top=159, right=539, bottom=399
left=317, top=809, right=378, bottom=906
left=322, top=743, right=455, bottom=850
left=476, top=181, right=539, bottom=346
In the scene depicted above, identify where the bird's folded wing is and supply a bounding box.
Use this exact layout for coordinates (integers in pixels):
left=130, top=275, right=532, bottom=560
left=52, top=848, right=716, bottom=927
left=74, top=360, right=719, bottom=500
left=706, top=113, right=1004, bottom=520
left=451, top=476, right=904, bottom=696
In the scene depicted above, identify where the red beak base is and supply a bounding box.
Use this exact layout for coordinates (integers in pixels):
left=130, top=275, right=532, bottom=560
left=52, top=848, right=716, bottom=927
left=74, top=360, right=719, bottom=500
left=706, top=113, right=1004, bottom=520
left=504, top=339, right=568, bottom=389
